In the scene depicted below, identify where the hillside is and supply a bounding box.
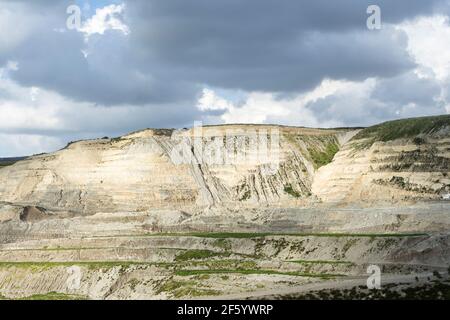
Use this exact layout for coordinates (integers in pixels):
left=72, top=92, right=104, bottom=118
left=0, top=157, right=27, bottom=169
left=1, top=116, right=449, bottom=215
left=0, top=125, right=357, bottom=214
left=312, top=115, right=450, bottom=203
left=0, top=115, right=450, bottom=300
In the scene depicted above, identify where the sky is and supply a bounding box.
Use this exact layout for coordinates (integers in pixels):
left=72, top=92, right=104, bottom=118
left=1, top=0, right=450, bottom=156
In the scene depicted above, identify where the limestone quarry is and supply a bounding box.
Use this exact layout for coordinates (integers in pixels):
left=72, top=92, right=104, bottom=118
left=0, top=115, right=449, bottom=300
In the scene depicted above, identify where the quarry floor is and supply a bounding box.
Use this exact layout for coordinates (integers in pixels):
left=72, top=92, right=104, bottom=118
left=0, top=202, right=449, bottom=300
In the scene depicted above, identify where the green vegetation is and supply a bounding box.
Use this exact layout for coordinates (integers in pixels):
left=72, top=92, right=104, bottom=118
left=308, top=141, right=340, bottom=169
left=0, top=259, right=261, bottom=274
left=181, top=259, right=257, bottom=270
left=239, top=190, right=251, bottom=201
left=236, top=182, right=251, bottom=201
left=213, top=239, right=232, bottom=251
left=174, top=269, right=342, bottom=279
left=0, top=292, right=87, bottom=300
left=152, top=129, right=176, bottom=136
left=284, top=184, right=301, bottom=198
left=128, top=278, right=140, bottom=291
left=352, top=115, right=450, bottom=149
left=284, top=133, right=340, bottom=169
left=155, top=279, right=221, bottom=298
left=110, top=136, right=125, bottom=143
left=175, top=250, right=230, bottom=262
left=0, top=246, right=108, bottom=252
left=278, top=280, right=450, bottom=300
left=0, top=261, right=157, bottom=271
left=0, top=157, right=27, bottom=169
left=288, top=260, right=354, bottom=265
left=183, top=232, right=269, bottom=238
left=18, top=292, right=87, bottom=300
left=138, top=232, right=427, bottom=239
left=389, top=149, right=449, bottom=173
left=0, top=161, right=16, bottom=168
left=61, top=140, right=83, bottom=150
left=413, top=137, right=426, bottom=145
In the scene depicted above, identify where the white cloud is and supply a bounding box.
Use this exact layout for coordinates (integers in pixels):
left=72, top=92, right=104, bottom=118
left=197, top=88, right=234, bottom=111
left=2, top=5, right=450, bottom=157
left=196, top=14, right=450, bottom=128
left=398, top=15, right=450, bottom=116
left=0, top=133, right=61, bottom=158
left=30, top=87, right=40, bottom=102
left=197, top=79, right=365, bottom=127
left=0, top=80, right=61, bottom=131
left=5, top=61, right=19, bottom=71
left=79, top=4, right=130, bottom=38
left=399, top=15, right=450, bottom=81
left=0, top=5, right=35, bottom=53
left=0, top=65, right=186, bottom=156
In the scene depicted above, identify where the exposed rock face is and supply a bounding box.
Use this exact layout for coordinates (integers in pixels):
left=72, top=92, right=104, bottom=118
left=1, top=117, right=450, bottom=216
left=19, top=206, right=49, bottom=222
left=0, top=125, right=356, bottom=214
left=0, top=116, right=449, bottom=217
left=1, top=116, right=450, bottom=300
left=313, top=115, right=450, bottom=203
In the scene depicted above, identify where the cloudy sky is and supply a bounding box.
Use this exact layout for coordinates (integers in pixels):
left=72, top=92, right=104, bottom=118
left=1, top=0, right=450, bottom=156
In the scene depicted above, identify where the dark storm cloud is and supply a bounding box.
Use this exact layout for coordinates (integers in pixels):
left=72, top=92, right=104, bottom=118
left=127, top=0, right=442, bottom=34
left=1, top=0, right=450, bottom=157
left=372, top=71, right=442, bottom=106
left=124, top=0, right=443, bottom=93
left=306, top=71, right=447, bottom=127
left=11, top=31, right=197, bottom=105
left=2, top=0, right=447, bottom=107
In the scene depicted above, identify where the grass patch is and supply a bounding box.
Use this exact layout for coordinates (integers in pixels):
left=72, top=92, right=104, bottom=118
left=0, top=157, right=26, bottom=169
left=212, top=239, right=232, bottom=251
left=288, top=260, right=354, bottom=265
left=175, top=269, right=342, bottom=279
left=184, top=259, right=258, bottom=270
left=236, top=182, right=251, bottom=201
left=0, top=261, right=157, bottom=271
left=280, top=280, right=450, bottom=300
left=352, top=115, right=450, bottom=149
left=140, top=232, right=427, bottom=239
left=155, top=279, right=220, bottom=298
left=0, top=292, right=87, bottom=300
left=239, top=190, right=251, bottom=201
left=112, top=232, right=274, bottom=239
left=284, top=184, right=301, bottom=198
left=0, top=247, right=107, bottom=252
left=0, top=259, right=259, bottom=272
left=110, top=137, right=124, bottom=143
left=92, top=232, right=428, bottom=240
left=0, top=161, right=16, bottom=168
left=17, top=292, right=87, bottom=300
left=308, top=141, right=339, bottom=169
left=175, top=250, right=230, bottom=262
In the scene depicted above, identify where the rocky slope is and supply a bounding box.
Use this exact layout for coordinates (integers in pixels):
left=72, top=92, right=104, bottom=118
left=0, top=125, right=357, bottom=215
left=1, top=115, right=450, bottom=300
left=313, top=115, right=450, bottom=203
left=1, top=116, right=449, bottom=217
